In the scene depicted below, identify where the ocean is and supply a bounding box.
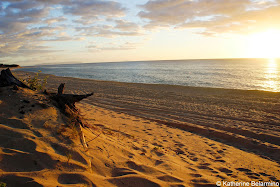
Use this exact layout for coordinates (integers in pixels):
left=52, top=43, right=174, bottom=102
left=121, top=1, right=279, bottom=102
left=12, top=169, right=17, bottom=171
left=19, top=58, right=280, bottom=92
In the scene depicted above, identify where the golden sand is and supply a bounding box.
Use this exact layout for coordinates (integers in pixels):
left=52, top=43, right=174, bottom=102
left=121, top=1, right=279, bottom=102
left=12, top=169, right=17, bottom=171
left=0, top=71, right=279, bottom=186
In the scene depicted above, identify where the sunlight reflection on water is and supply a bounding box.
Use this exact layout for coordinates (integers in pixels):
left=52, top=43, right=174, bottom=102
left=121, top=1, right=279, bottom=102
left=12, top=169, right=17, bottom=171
left=19, top=58, right=280, bottom=92
left=264, top=58, right=279, bottom=92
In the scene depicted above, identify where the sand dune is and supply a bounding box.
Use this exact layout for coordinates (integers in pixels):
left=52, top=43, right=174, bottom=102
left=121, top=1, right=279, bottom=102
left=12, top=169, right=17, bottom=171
left=0, top=71, right=279, bottom=186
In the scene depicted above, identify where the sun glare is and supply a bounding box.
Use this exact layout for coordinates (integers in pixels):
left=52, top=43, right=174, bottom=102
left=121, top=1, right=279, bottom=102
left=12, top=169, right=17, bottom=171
left=248, top=29, right=280, bottom=58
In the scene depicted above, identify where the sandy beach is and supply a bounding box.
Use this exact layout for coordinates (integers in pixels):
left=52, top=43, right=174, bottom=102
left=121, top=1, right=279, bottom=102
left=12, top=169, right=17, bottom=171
left=0, top=70, right=279, bottom=186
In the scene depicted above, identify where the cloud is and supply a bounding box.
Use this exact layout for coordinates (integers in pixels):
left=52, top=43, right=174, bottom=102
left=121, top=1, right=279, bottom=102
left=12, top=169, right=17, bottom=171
left=76, top=26, right=142, bottom=38
left=114, top=20, right=140, bottom=31
left=44, top=17, right=67, bottom=25
left=0, top=2, right=49, bottom=33
left=63, top=0, right=126, bottom=19
left=88, top=41, right=139, bottom=51
left=139, top=0, right=280, bottom=34
left=96, top=29, right=142, bottom=37
left=4, top=0, right=279, bottom=65
left=0, top=0, right=131, bottom=59
left=75, top=19, right=143, bottom=38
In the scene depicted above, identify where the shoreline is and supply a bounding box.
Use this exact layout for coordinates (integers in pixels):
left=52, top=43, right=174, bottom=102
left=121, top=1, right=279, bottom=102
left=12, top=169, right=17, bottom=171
left=14, top=70, right=280, bottom=94
left=15, top=70, right=280, bottom=163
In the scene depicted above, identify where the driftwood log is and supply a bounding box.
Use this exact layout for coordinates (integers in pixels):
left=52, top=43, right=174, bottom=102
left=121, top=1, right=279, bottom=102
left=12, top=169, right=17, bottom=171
left=0, top=68, right=93, bottom=149
left=0, top=68, right=31, bottom=89
left=49, top=83, right=93, bottom=126
left=0, top=68, right=95, bottom=167
left=48, top=83, right=93, bottom=149
left=0, top=69, right=93, bottom=125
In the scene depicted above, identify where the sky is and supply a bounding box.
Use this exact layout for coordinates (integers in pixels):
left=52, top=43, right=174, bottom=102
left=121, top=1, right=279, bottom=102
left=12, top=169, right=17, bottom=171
left=1, top=0, right=280, bottom=66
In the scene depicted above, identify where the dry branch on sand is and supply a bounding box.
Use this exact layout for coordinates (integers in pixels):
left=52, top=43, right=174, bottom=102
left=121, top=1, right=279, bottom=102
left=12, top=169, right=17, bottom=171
left=0, top=68, right=30, bottom=89
left=46, top=83, right=93, bottom=149
left=0, top=68, right=94, bottom=150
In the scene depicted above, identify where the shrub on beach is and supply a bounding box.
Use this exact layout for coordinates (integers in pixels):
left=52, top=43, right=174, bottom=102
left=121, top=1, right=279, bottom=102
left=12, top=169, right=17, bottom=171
left=26, top=70, right=49, bottom=91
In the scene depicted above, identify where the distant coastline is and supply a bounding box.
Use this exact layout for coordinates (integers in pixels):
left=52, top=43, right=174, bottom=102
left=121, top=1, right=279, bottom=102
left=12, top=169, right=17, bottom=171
left=0, top=64, right=20, bottom=68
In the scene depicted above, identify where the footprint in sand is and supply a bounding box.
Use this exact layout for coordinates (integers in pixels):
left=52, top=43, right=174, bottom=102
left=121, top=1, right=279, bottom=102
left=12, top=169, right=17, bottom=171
left=0, top=175, right=43, bottom=187
left=174, top=143, right=185, bottom=147
left=153, top=150, right=165, bottom=157
left=155, top=160, right=164, bottom=166
left=191, top=178, right=210, bottom=184
left=174, top=148, right=185, bottom=155
left=58, top=173, right=96, bottom=187
left=259, top=172, right=271, bottom=177
left=218, top=167, right=233, bottom=176
left=108, top=176, right=160, bottom=187
left=51, top=143, right=88, bottom=165
left=169, top=184, right=185, bottom=187
left=269, top=176, right=279, bottom=182
left=215, top=159, right=226, bottom=163
left=197, top=163, right=214, bottom=171
left=94, top=123, right=105, bottom=128
left=126, top=161, right=164, bottom=175
left=32, top=130, right=43, bottom=137
left=215, top=174, right=226, bottom=180
left=236, top=167, right=252, bottom=172
left=157, top=175, right=184, bottom=183
left=188, top=167, right=197, bottom=172
left=152, top=143, right=163, bottom=147
left=190, top=173, right=202, bottom=178
left=112, top=168, right=138, bottom=177
left=236, top=168, right=261, bottom=179
left=1, top=137, right=37, bottom=153
left=0, top=151, right=55, bottom=172
left=190, top=157, right=198, bottom=162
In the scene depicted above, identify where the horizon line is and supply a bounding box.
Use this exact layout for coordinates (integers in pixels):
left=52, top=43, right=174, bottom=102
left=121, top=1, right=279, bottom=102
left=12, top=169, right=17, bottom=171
left=28, top=57, right=279, bottom=67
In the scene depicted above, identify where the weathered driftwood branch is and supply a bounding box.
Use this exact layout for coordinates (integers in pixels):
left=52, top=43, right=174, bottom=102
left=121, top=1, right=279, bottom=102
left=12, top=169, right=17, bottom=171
left=50, top=83, right=93, bottom=118
left=0, top=64, right=20, bottom=68
left=49, top=83, right=93, bottom=149
left=57, top=83, right=65, bottom=95
left=0, top=68, right=31, bottom=89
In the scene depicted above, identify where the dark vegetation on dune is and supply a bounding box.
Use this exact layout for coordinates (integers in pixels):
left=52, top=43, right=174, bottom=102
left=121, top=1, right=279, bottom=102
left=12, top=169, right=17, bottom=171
left=0, top=64, right=20, bottom=68
left=0, top=67, right=93, bottom=154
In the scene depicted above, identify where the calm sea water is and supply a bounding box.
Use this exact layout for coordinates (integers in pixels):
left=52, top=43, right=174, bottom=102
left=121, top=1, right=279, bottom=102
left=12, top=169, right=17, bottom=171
left=19, top=58, right=280, bottom=92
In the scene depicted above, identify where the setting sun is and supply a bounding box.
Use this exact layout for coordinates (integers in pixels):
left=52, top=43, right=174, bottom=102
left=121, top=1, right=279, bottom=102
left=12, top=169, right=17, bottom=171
left=248, top=29, right=280, bottom=58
